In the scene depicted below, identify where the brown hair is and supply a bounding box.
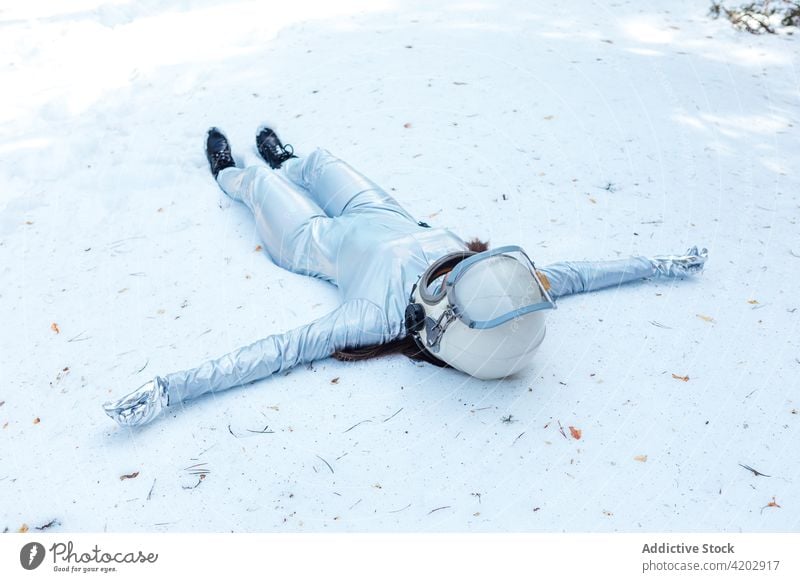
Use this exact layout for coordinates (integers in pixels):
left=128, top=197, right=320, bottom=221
left=465, top=237, right=489, bottom=253
left=331, top=237, right=489, bottom=367
left=332, top=335, right=450, bottom=367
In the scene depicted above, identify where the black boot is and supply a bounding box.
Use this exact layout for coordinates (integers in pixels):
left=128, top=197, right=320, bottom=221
left=205, top=127, right=236, bottom=178
left=256, top=126, right=297, bottom=169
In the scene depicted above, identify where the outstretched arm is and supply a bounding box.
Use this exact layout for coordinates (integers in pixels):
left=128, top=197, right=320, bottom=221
left=538, top=246, right=708, bottom=299
left=103, top=299, right=389, bottom=427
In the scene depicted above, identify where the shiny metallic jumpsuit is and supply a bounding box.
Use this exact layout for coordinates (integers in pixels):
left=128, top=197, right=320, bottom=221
left=104, top=148, right=706, bottom=426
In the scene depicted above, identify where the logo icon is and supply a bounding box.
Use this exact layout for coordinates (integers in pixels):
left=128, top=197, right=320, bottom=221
left=20, top=542, right=46, bottom=570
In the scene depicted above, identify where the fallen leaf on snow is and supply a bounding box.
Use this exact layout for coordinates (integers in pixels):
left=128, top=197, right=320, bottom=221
left=33, top=417, right=40, bottom=425
left=120, top=471, right=140, bottom=481
left=747, top=299, right=759, bottom=304
left=672, top=374, right=690, bottom=382
left=50, top=323, right=60, bottom=334
left=696, top=314, right=715, bottom=323
left=403, top=122, right=412, bottom=128
left=634, top=455, right=648, bottom=462
left=589, top=197, right=597, bottom=204
left=19, top=524, right=29, bottom=533
left=254, top=245, right=262, bottom=252
left=760, top=496, right=782, bottom=514
left=330, top=377, right=340, bottom=384
left=569, top=426, right=582, bottom=440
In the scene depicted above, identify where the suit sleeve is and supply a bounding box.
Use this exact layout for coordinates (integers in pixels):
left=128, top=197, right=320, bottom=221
left=538, top=247, right=707, bottom=299
left=538, top=257, right=657, bottom=299
left=162, top=298, right=389, bottom=405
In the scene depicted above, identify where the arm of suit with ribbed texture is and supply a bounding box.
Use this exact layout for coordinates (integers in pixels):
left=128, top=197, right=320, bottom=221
left=103, top=299, right=389, bottom=427
left=539, top=246, right=708, bottom=299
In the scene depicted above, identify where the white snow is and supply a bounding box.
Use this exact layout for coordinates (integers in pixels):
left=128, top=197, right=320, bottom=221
left=1, top=0, right=798, bottom=532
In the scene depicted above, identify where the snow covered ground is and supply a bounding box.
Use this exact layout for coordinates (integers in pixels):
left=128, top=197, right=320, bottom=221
left=1, top=0, right=798, bottom=532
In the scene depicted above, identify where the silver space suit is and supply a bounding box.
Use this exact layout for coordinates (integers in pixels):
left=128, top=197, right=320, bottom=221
left=103, top=148, right=706, bottom=426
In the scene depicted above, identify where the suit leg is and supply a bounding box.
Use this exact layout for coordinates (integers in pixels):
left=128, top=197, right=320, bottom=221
left=280, top=148, right=417, bottom=221
left=217, top=166, right=342, bottom=282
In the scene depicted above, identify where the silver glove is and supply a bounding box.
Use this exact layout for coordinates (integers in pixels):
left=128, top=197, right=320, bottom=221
left=650, top=246, right=708, bottom=277
left=103, top=377, right=169, bottom=427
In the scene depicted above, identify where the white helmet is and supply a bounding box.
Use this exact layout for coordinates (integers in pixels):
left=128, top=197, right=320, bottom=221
left=404, top=245, right=556, bottom=379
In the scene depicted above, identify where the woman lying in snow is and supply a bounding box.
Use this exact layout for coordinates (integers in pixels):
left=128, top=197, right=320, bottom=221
left=103, top=126, right=708, bottom=427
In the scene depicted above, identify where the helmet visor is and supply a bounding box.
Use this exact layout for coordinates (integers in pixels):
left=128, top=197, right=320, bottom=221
left=446, top=246, right=556, bottom=329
